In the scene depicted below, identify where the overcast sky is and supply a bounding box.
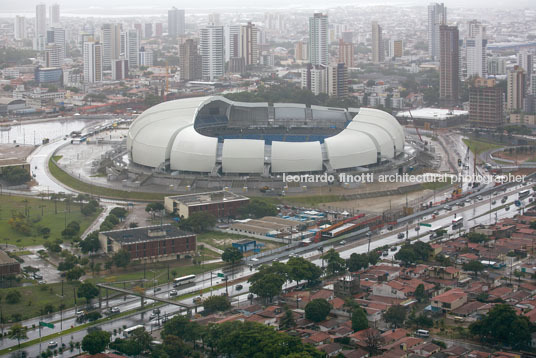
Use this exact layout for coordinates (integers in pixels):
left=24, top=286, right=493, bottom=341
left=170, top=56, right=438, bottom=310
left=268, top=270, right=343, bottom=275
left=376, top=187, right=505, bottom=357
left=2, top=0, right=535, bottom=13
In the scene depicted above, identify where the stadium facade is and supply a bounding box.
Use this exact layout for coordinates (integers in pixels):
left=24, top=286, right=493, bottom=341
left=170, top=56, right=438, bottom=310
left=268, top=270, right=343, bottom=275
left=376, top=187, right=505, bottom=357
left=127, top=96, right=405, bottom=177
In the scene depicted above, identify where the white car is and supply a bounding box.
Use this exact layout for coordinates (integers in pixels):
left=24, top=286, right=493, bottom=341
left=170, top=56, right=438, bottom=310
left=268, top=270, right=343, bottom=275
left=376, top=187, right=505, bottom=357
left=48, top=341, right=58, bottom=348
left=111, top=307, right=120, bottom=314
left=169, top=290, right=178, bottom=297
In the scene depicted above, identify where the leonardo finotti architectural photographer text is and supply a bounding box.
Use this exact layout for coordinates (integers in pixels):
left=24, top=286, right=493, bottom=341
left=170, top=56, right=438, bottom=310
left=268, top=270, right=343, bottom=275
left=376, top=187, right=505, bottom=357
left=282, top=173, right=527, bottom=184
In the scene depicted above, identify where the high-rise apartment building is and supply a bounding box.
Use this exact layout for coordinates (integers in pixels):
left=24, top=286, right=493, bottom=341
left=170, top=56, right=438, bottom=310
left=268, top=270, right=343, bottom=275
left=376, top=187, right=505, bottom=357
left=101, top=23, right=122, bottom=70
left=49, top=4, right=60, bottom=26
left=389, top=40, right=404, bottom=58
left=14, top=16, right=26, bottom=40
left=517, top=51, right=534, bottom=92
left=294, top=41, right=308, bottom=62
left=507, top=66, right=526, bottom=112
left=308, top=13, right=329, bottom=66
left=35, top=3, right=47, bottom=38
left=46, top=27, right=65, bottom=65
left=488, top=55, right=506, bottom=76
left=83, top=41, right=103, bottom=83
left=120, top=30, right=139, bottom=68
left=328, top=63, right=348, bottom=98
left=469, top=78, right=503, bottom=128
left=439, top=25, right=459, bottom=108
left=168, top=7, right=185, bottom=37
left=45, top=44, right=62, bottom=67
left=112, top=59, right=128, bottom=80
left=428, top=2, right=447, bottom=60
left=465, top=20, right=487, bottom=78
left=338, top=39, right=354, bottom=68
left=224, top=25, right=241, bottom=62
left=139, top=47, right=154, bottom=67
left=371, top=21, right=384, bottom=64
left=200, top=25, right=224, bottom=81
left=179, top=39, right=202, bottom=81
left=144, top=23, right=153, bottom=39
left=240, top=22, right=259, bottom=66
left=155, top=23, right=163, bottom=37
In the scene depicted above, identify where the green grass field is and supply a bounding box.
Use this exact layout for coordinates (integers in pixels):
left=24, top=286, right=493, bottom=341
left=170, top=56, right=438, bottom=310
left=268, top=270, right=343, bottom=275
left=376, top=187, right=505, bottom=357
left=49, top=158, right=165, bottom=201
left=0, top=195, right=101, bottom=247
left=462, top=138, right=504, bottom=156
left=0, top=262, right=224, bottom=323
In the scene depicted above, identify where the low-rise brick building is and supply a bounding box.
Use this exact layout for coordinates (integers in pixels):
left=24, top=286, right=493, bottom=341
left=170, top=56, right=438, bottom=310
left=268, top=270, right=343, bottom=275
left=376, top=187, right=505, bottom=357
left=164, top=190, right=249, bottom=219
left=99, top=224, right=196, bottom=262
left=0, top=250, right=20, bottom=276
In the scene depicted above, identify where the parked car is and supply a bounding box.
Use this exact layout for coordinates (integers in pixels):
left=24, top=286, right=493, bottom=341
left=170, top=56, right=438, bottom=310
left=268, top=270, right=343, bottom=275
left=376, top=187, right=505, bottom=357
left=236, top=284, right=243, bottom=291
left=390, top=246, right=397, bottom=252
left=397, top=233, right=405, bottom=239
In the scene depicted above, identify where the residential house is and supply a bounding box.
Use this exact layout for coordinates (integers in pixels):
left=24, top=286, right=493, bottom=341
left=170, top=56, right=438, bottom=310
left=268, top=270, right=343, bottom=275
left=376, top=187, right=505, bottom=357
left=431, top=289, right=468, bottom=312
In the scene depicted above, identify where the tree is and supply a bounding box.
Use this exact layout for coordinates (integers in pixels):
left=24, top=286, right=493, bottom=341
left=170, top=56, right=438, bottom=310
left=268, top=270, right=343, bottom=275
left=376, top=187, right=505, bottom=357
left=162, top=335, right=189, bottom=358
left=202, top=295, right=231, bottom=314
left=351, top=306, right=369, bottom=332
left=467, top=232, right=489, bottom=243
left=287, top=257, right=322, bottom=287
left=81, top=330, right=111, bottom=355
left=305, top=299, right=331, bottom=322
left=8, top=323, right=27, bottom=351
left=79, top=231, right=100, bottom=254
left=110, top=207, right=127, bottom=220
left=65, top=266, right=85, bottom=281
left=178, top=212, right=217, bottom=233
left=395, top=241, right=432, bottom=266
left=384, top=305, right=406, bottom=328
left=109, top=327, right=152, bottom=356
left=221, top=246, right=243, bottom=278
left=347, top=253, right=369, bottom=272
left=145, top=202, right=165, bottom=217
left=323, top=249, right=345, bottom=275
left=469, top=304, right=532, bottom=348
left=61, top=221, right=80, bottom=239
left=238, top=199, right=278, bottom=219
left=112, top=249, right=130, bottom=269
left=279, top=306, right=296, bottom=330
left=77, top=282, right=99, bottom=305
left=414, top=283, right=427, bottom=303
left=249, top=272, right=285, bottom=303
left=463, top=260, right=485, bottom=276
left=5, top=290, right=22, bottom=304
left=0, top=166, right=31, bottom=185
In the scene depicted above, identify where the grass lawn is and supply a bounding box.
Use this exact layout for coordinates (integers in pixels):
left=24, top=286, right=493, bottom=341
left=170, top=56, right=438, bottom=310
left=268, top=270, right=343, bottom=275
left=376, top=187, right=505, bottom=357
left=0, top=195, right=101, bottom=247
left=282, top=194, right=344, bottom=206
left=49, top=157, right=165, bottom=201
left=0, top=262, right=224, bottom=323
left=87, top=262, right=224, bottom=288
left=0, top=281, right=80, bottom=322
left=197, top=246, right=221, bottom=260
left=421, top=178, right=453, bottom=191
left=462, top=138, right=504, bottom=156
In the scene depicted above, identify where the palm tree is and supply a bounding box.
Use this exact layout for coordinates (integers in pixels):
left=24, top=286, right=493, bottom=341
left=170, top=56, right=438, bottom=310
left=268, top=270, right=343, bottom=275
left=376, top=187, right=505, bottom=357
left=8, top=323, right=28, bottom=351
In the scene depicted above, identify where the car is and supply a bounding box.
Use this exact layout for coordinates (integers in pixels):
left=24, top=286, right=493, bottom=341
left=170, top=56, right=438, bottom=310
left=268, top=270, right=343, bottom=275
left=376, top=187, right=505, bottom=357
left=387, top=225, right=394, bottom=231
left=236, top=284, right=243, bottom=290
left=505, top=205, right=510, bottom=211
left=415, top=226, right=420, bottom=231
left=149, top=313, right=157, bottom=320
left=444, top=205, right=452, bottom=211
left=169, top=290, right=178, bottom=297
left=433, top=210, right=440, bottom=215
left=193, top=297, right=202, bottom=304
left=33, top=273, right=43, bottom=280
left=382, top=251, right=389, bottom=257
left=339, top=240, right=346, bottom=245
left=111, top=307, right=120, bottom=314
left=390, top=246, right=397, bottom=252
left=492, top=200, right=496, bottom=205
left=154, top=287, right=161, bottom=292
left=38, top=280, right=46, bottom=284
left=48, top=341, right=58, bottom=348
left=458, top=202, right=465, bottom=207
left=465, top=199, right=471, bottom=203
left=397, top=233, right=405, bottom=239
left=477, top=195, right=483, bottom=200
left=75, top=309, right=85, bottom=316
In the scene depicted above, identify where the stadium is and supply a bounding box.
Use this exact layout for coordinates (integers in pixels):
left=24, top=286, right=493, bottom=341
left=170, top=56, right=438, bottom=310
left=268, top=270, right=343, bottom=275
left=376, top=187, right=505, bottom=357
left=127, top=96, right=406, bottom=178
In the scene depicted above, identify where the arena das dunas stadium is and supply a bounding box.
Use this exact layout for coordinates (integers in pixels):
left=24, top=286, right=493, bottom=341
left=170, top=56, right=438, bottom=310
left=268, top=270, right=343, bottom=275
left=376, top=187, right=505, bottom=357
left=127, top=96, right=405, bottom=177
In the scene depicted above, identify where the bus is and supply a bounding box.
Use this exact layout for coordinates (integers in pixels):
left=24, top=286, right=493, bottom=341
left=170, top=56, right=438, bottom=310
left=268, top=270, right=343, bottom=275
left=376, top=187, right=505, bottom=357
left=123, top=325, right=144, bottom=337
left=416, top=329, right=429, bottom=338
left=452, top=217, right=463, bottom=228
left=173, top=274, right=196, bottom=287
left=519, top=190, right=531, bottom=199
